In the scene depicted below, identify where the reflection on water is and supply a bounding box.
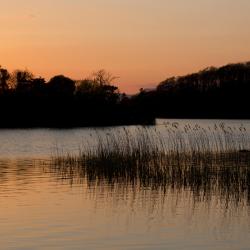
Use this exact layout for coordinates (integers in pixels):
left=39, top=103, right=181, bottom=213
left=0, top=120, right=250, bottom=249
left=0, top=157, right=249, bottom=249
left=51, top=155, right=250, bottom=208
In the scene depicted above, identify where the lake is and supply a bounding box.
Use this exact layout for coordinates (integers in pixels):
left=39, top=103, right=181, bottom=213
left=0, top=119, right=250, bottom=249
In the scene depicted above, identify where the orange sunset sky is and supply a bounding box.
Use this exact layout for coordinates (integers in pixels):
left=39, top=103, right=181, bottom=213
left=1, top=0, right=250, bottom=93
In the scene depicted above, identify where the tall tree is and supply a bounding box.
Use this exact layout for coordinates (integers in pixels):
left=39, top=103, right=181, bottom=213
left=0, top=66, right=10, bottom=92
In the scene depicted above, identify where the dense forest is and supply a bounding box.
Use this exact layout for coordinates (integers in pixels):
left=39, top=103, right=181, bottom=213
left=0, top=62, right=249, bottom=127
left=134, top=62, right=250, bottom=119
left=0, top=68, right=151, bottom=127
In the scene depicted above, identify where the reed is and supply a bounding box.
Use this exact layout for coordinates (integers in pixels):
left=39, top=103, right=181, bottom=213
left=51, top=123, right=250, bottom=199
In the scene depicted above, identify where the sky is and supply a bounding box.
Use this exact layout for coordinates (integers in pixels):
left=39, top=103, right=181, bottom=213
left=0, top=0, right=250, bottom=93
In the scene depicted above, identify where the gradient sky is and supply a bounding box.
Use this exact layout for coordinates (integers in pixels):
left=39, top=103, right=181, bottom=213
left=1, top=0, right=250, bottom=93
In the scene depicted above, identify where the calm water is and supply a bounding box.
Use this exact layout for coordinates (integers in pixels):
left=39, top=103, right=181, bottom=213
left=0, top=119, right=250, bottom=249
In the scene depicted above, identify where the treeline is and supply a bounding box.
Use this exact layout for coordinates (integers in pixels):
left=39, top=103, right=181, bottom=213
left=0, top=68, right=152, bottom=127
left=0, top=62, right=250, bottom=127
left=133, top=62, right=250, bottom=119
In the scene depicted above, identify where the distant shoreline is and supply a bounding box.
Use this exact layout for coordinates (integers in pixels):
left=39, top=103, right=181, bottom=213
left=0, top=62, right=250, bottom=128
left=1, top=117, right=250, bottom=129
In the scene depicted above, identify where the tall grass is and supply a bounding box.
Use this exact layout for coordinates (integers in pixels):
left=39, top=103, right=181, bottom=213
left=51, top=123, right=250, bottom=203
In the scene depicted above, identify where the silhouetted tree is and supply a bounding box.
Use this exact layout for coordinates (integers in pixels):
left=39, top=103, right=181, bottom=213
left=92, top=69, right=118, bottom=86
left=11, top=70, right=34, bottom=93
left=76, top=77, right=119, bottom=105
left=76, top=70, right=119, bottom=105
left=30, top=77, right=46, bottom=96
left=47, top=75, right=76, bottom=96
left=76, top=79, right=99, bottom=95
left=0, top=66, right=10, bottom=93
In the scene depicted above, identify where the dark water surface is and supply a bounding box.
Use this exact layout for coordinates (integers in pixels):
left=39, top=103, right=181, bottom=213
left=0, top=120, right=250, bottom=249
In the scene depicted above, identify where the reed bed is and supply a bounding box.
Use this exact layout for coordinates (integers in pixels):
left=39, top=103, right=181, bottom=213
left=51, top=123, right=250, bottom=203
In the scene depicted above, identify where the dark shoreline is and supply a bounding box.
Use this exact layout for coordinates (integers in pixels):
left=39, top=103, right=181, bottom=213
left=1, top=117, right=250, bottom=129
left=0, top=61, right=250, bottom=128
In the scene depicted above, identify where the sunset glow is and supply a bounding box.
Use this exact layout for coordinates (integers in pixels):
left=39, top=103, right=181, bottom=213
left=1, top=0, right=250, bottom=93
